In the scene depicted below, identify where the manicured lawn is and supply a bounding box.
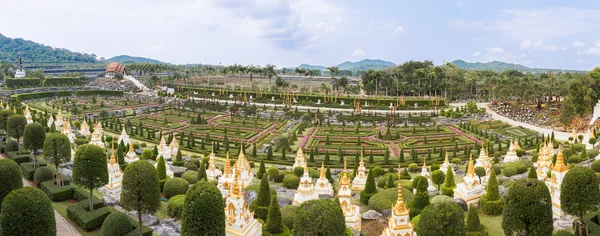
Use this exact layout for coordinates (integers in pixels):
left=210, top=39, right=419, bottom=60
left=477, top=213, right=503, bottom=236
left=52, top=200, right=102, bottom=236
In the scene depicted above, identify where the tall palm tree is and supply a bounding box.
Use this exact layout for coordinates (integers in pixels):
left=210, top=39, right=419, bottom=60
left=264, top=64, right=276, bottom=87
left=326, top=66, right=339, bottom=93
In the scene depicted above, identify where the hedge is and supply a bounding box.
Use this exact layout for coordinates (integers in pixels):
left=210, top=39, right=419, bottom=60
left=0, top=159, right=23, bottom=204
left=76, top=90, right=123, bottom=97
left=34, top=166, right=54, bottom=186
left=282, top=174, right=299, bottom=189
left=163, top=178, right=189, bottom=199
left=0, top=187, right=56, bottom=236
left=40, top=180, right=75, bottom=201
left=11, top=91, right=72, bottom=101
left=167, top=195, right=185, bottom=219
left=11, top=154, right=34, bottom=166
left=368, top=187, right=415, bottom=213
left=101, top=211, right=134, bottom=236
left=67, top=199, right=112, bottom=231
left=181, top=171, right=198, bottom=184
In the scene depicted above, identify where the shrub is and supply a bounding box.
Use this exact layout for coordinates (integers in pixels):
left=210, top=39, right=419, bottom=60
left=431, top=195, right=452, bottom=204
left=167, top=195, right=185, bottom=219
left=293, top=199, right=346, bottom=235
left=502, top=166, right=518, bottom=177
left=466, top=205, right=488, bottom=236
left=40, top=180, right=75, bottom=201
left=377, top=173, right=398, bottom=188
left=0, top=159, right=23, bottom=203
left=181, top=181, right=225, bottom=235
left=360, top=168, right=378, bottom=204
left=373, top=166, right=384, bottom=177
left=408, top=163, right=419, bottom=172
left=592, top=160, right=600, bottom=173
left=416, top=202, right=465, bottom=235
left=283, top=174, right=299, bottom=189
left=6, top=140, right=18, bottom=152
left=20, top=162, right=39, bottom=180
left=34, top=166, right=54, bottom=186
left=553, top=230, right=575, bottom=236
left=163, top=178, right=189, bottom=199
left=368, top=187, right=415, bottom=212
left=0, top=187, right=56, bottom=236
left=587, top=149, right=599, bottom=159
left=567, top=155, right=581, bottom=164
left=480, top=170, right=503, bottom=216
left=181, top=171, right=198, bottom=184
left=293, top=167, right=304, bottom=177
left=101, top=212, right=134, bottom=236
left=492, top=165, right=501, bottom=175
left=67, top=200, right=112, bottom=231
left=274, top=173, right=285, bottom=183
left=281, top=205, right=297, bottom=230
left=183, top=161, right=198, bottom=171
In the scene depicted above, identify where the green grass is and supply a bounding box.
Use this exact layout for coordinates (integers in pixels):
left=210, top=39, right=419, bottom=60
left=154, top=201, right=169, bottom=221
left=52, top=200, right=102, bottom=236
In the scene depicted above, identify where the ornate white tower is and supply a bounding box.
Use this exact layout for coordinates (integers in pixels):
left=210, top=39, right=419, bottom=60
left=381, top=164, right=416, bottom=236
left=117, top=127, right=130, bottom=145
left=536, top=140, right=553, bottom=181
left=125, top=141, right=139, bottom=164
left=102, top=143, right=123, bottom=195
left=293, top=166, right=318, bottom=205
left=157, top=134, right=171, bottom=160
left=293, top=147, right=307, bottom=169
left=351, top=153, right=367, bottom=190
left=503, top=139, right=519, bottom=163
left=206, top=145, right=222, bottom=180
left=169, top=136, right=179, bottom=156
left=218, top=152, right=234, bottom=197
left=225, top=169, right=262, bottom=236
left=453, top=154, right=486, bottom=205
left=24, top=106, right=33, bottom=124
left=79, top=119, right=90, bottom=137
left=314, top=163, right=333, bottom=195
left=338, top=158, right=361, bottom=231
left=420, top=160, right=436, bottom=192
left=441, top=151, right=455, bottom=175
left=547, top=146, right=569, bottom=217
left=89, top=122, right=104, bottom=147
left=232, top=144, right=253, bottom=187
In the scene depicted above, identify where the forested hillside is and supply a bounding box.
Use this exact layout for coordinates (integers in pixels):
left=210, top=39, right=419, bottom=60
left=0, top=33, right=97, bottom=63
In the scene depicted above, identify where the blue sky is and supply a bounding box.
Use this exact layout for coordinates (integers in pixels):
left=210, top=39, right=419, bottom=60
left=2, top=0, right=600, bottom=70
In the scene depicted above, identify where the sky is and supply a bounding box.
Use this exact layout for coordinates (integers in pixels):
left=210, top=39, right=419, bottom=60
left=2, top=0, right=600, bottom=70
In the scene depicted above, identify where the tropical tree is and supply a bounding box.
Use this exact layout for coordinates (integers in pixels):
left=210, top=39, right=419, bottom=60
left=7, top=115, right=27, bottom=153
left=121, top=161, right=161, bottom=236
left=502, top=178, right=553, bottom=236
left=23, top=123, right=46, bottom=167
left=72, top=144, right=108, bottom=210
left=42, top=133, right=71, bottom=185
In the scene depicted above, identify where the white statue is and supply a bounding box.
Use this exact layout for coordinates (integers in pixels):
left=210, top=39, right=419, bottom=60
left=293, top=98, right=297, bottom=103
left=340, top=100, right=345, bottom=106
left=414, top=103, right=419, bottom=108
left=390, top=103, right=394, bottom=108
left=249, top=95, right=253, bottom=100
left=317, top=99, right=321, bottom=104
left=271, top=96, right=275, bottom=101
left=229, top=94, right=234, bottom=99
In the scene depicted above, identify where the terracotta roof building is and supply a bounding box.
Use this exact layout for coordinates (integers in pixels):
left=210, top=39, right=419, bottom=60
left=105, top=62, right=127, bottom=77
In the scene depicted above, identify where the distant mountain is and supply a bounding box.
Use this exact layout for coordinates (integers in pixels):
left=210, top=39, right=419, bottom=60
left=107, top=55, right=163, bottom=64
left=298, top=59, right=396, bottom=72
left=0, top=33, right=97, bottom=63
left=450, top=59, right=587, bottom=73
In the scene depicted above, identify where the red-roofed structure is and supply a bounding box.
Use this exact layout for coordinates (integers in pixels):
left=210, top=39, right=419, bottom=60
left=105, top=62, right=126, bottom=77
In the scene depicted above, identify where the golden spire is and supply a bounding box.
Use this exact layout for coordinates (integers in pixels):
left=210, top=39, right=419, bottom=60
left=297, top=147, right=304, bottom=157
left=467, top=153, right=475, bottom=178
left=129, top=141, right=134, bottom=152
left=343, top=157, right=347, bottom=173
left=394, top=164, right=408, bottom=215
left=553, top=145, right=569, bottom=172
left=231, top=168, right=242, bottom=198
left=360, top=152, right=364, bottom=166
left=422, top=158, right=427, bottom=169
left=320, top=162, right=325, bottom=179
left=224, top=151, right=231, bottom=176
left=444, top=151, right=449, bottom=163
left=238, top=143, right=245, bottom=159
left=109, top=142, right=117, bottom=165
left=341, top=158, right=350, bottom=185
left=304, top=165, right=309, bottom=176
left=211, top=142, right=215, bottom=155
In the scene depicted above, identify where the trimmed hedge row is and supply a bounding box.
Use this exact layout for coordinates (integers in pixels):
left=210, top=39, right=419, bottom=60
left=76, top=90, right=123, bottom=96
left=11, top=90, right=72, bottom=101
left=40, top=180, right=75, bottom=201
left=66, top=198, right=111, bottom=231
left=6, top=77, right=84, bottom=88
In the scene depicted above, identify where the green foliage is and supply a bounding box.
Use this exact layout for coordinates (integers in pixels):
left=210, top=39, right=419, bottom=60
left=416, top=202, right=465, bottom=236
left=252, top=176, right=272, bottom=221
left=410, top=176, right=430, bottom=218
left=34, top=166, right=54, bottom=186
left=76, top=90, right=124, bottom=96
left=592, top=160, right=600, bottom=172
left=502, top=166, right=518, bottom=177
left=368, top=187, right=415, bottom=213
left=181, top=181, right=225, bottom=235
left=527, top=166, right=538, bottom=179
left=293, top=167, right=304, bottom=177
left=293, top=199, right=346, bottom=235
left=163, top=177, right=189, bottom=199
left=384, top=174, right=395, bottom=189
left=466, top=205, right=488, bottom=236
left=23, top=123, right=46, bottom=155
left=401, top=168, right=411, bottom=180
left=258, top=160, right=266, bottom=179
left=281, top=205, right=297, bottom=230
left=121, top=161, right=161, bottom=236
left=442, top=166, right=456, bottom=197
left=101, top=212, right=134, bottom=236
left=43, top=132, right=71, bottom=169
left=181, top=171, right=198, bottom=184
left=377, top=173, right=398, bottom=188
left=0, top=187, right=56, bottom=236
left=156, top=156, right=167, bottom=180
left=502, top=179, right=553, bottom=236
left=40, top=180, right=75, bottom=201
left=141, top=149, right=153, bottom=160
left=480, top=170, right=503, bottom=215
left=66, top=199, right=111, bottom=231
left=197, top=162, right=207, bottom=181
left=360, top=168, right=378, bottom=204
left=265, top=196, right=288, bottom=235
left=561, top=166, right=600, bottom=219
left=167, top=195, right=185, bottom=219
left=0, top=159, right=23, bottom=203
left=431, top=170, right=445, bottom=190
left=0, top=33, right=97, bottom=63
left=283, top=174, right=299, bottom=189
left=73, top=144, right=108, bottom=210
left=7, top=115, right=27, bottom=151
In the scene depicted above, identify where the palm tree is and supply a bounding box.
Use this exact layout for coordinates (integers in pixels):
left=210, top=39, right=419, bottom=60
left=337, top=77, right=349, bottom=94
left=326, top=66, right=339, bottom=94
left=305, top=69, right=317, bottom=94
left=264, top=64, right=276, bottom=87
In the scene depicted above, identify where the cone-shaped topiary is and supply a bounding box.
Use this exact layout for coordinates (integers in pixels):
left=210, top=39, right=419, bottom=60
left=466, top=205, right=487, bottom=235
left=480, top=169, right=503, bottom=215
left=360, top=168, right=378, bottom=204
left=197, top=161, right=207, bottom=181
left=527, top=166, right=537, bottom=179
left=264, top=195, right=289, bottom=235
left=157, top=156, right=167, bottom=180
left=257, top=160, right=266, bottom=179
left=385, top=174, right=395, bottom=189
left=101, top=211, right=134, bottom=236
left=409, top=176, right=430, bottom=218
left=401, top=168, right=411, bottom=180
left=442, top=165, right=456, bottom=197
left=252, top=176, right=271, bottom=221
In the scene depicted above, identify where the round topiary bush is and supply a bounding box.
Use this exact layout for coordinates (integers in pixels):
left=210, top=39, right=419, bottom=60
left=377, top=173, right=398, bottom=188
left=368, top=187, right=415, bottom=212
left=567, top=155, right=581, bottom=164
left=6, top=140, right=18, bottom=152
left=373, top=166, right=384, bottom=177
left=163, top=177, right=190, bottom=199
left=492, top=165, right=501, bottom=175
left=281, top=205, right=297, bottom=230
left=184, top=161, right=198, bottom=171
left=503, top=166, right=518, bottom=177
left=101, top=211, right=134, bottom=236
left=34, top=166, right=55, bottom=186
left=0, top=159, right=23, bottom=203
left=1, top=187, right=55, bottom=236
left=592, top=160, right=600, bottom=173
left=274, top=173, right=285, bottom=183
left=293, top=167, right=304, bottom=177
left=283, top=174, right=299, bottom=189
left=408, top=163, right=418, bottom=172
left=181, top=171, right=198, bottom=184
left=431, top=195, right=452, bottom=204
left=553, top=230, right=575, bottom=236
left=167, top=194, right=185, bottom=219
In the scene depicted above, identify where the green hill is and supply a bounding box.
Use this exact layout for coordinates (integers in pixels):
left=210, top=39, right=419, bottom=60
left=450, top=59, right=587, bottom=73
left=0, top=33, right=97, bottom=63
left=107, top=55, right=163, bottom=64
left=299, top=59, right=396, bottom=72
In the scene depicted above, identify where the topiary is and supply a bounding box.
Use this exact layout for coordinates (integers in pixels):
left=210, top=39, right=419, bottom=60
left=480, top=170, right=504, bottom=215
left=283, top=174, right=299, bottom=189
left=368, top=187, right=415, bottom=213
left=251, top=176, right=271, bottom=221
left=0, top=187, right=56, bottom=236
left=293, top=167, right=304, bottom=177
left=466, top=205, right=488, bottom=236
left=442, top=166, right=456, bottom=197
left=6, top=140, right=18, bottom=152
left=181, top=171, right=198, bottom=184
left=430, top=195, right=452, bottom=204
left=34, top=166, right=54, bottom=186
left=264, top=196, right=289, bottom=235
left=592, top=160, right=600, bottom=173
left=492, top=165, right=501, bottom=175
left=373, top=166, right=384, bottom=177
left=377, top=173, right=398, bottom=188
left=553, top=230, right=575, bottom=236
left=567, top=155, right=581, bottom=164
left=167, top=195, right=185, bottom=219
left=101, top=211, right=134, bottom=236
left=274, top=173, right=285, bottom=183
left=502, top=166, right=518, bottom=177
left=181, top=181, right=225, bottom=235
left=293, top=199, right=346, bottom=235
left=281, top=205, right=297, bottom=230
left=360, top=168, right=377, bottom=204
left=0, top=159, right=23, bottom=203
left=163, top=177, right=189, bottom=199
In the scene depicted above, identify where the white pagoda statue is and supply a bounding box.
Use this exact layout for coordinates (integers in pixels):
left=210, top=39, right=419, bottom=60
left=14, top=57, right=26, bottom=78
left=232, top=144, right=253, bottom=187
left=24, top=106, right=33, bottom=124
left=157, top=134, right=171, bottom=160
left=47, top=115, right=54, bottom=128
left=453, top=154, right=486, bottom=205
left=79, top=119, right=90, bottom=137
left=169, top=136, right=179, bottom=156
left=536, top=139, right=553, bottom=181
left=61, top=120, right=76, bottom=144
left=206, top=145, right=222, bottom=180
left=292, top=147, right=307, bottom=169
left=474, top=146, right=492, bottom=185
left=381, top=164, right=416, bottom=236
left=117, top=127, right=130, bottom=146
left=547, top=146, right=569, bottom=217
left=338, top=158, right=361, bottom=231
left=293, top=166, right=318, bottom=205
left=314, top=163, right=333, bottom=195
left=441, top=151, right=455, bottom=175
left=125, top=141, right=139, bottom=164
left=420, top=160, right=437, bottom=192
left=54, top=110, right=63, bottom=127
left=225, top=169, right=263, bottom=236
left=89, top=122, right=104, bottom=147
left=351, top=153, right=367, bottom=191
left=102, top=143, right=123, bottom=195
left=218, top=152, right=234, bottom=197
left=503, top=139, right=520, bottom=163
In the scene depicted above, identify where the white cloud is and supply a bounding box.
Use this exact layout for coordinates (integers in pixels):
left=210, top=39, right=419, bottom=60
left=485, top=47, right=504, bottom=53
left=352, top=48, right=366, bottom=57
left=392, top=25, right=405, bottom=37
left=519, top=40, right=532, bottom=50
left=447, top=19, right=485, bottom=30
left=562, top=46, right=568, bottom=51
left=578, top=41, right=600, bottom=55
left=519, top=53, right=527, bottom=58
left=573, top=41, right=585, bottom=47
left=472, top=52, right=481, bottom=56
